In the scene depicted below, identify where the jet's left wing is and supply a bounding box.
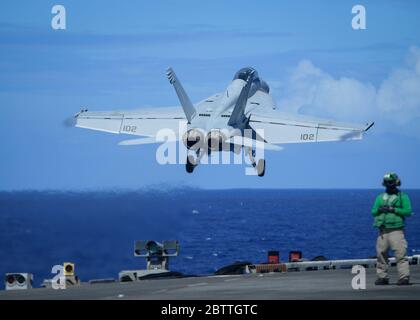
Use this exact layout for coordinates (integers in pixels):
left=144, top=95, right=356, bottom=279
left=75, top=107, right=186, bottom=142
left=248, top=109, right=373, bottom=145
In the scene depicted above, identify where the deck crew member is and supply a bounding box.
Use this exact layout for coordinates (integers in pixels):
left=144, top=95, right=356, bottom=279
left=371, top=173, right=412, bottom=285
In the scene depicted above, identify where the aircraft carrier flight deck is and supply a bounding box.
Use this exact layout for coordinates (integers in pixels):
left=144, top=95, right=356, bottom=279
left=1, top=265, right=419, bottom=300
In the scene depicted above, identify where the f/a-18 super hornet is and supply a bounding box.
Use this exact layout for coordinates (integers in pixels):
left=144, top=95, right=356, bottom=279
left=74, top=67, right=374, bottom=176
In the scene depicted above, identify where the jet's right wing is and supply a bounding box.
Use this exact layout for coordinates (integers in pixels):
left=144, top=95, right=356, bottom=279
left=248, top=109, right=373, bottom=145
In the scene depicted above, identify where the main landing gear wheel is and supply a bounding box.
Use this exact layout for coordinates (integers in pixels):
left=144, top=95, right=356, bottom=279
left=186, top=155, right=196, bottom=173
left=256, top=159, right=265, bottom=177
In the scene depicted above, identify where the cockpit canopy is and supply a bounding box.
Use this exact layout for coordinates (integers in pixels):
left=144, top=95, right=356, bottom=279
left=233, top=67, right=259, bottom=82
left=233, top=67, right=269, bottom=94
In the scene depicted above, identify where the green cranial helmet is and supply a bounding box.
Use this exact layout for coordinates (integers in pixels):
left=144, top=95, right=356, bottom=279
left=382, top=172, right=401, bottom=187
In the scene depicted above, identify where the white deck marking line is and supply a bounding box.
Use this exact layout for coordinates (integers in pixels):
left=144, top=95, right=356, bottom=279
left=224, top=278, right=240, bottom=282
left=187, top=282, right=208, bottom=287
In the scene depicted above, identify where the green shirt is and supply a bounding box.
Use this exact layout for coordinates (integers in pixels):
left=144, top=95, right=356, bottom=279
left=371, top=191, right=412, bottom=229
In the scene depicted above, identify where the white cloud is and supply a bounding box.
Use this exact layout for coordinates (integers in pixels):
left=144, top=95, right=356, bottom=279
left=376, top=46, right=420, bottom=124
left=272, top=46, right=420, bottom=128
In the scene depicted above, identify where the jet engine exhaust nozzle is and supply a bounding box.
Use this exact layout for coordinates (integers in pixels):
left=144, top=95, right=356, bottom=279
left=182, top=129, right=205, bottom=150
left=207, top=130, right=227, bottom=151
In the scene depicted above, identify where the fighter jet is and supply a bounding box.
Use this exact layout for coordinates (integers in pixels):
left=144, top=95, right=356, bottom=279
left=74, top=67, right=373, bottom=176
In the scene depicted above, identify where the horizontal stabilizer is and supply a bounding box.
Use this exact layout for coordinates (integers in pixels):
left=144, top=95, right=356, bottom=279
left=227, top=136, right=283, bottom=151
left=118, top=137, right=158, bottom=146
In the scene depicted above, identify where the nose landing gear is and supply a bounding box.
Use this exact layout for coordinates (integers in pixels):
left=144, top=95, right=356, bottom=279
left=186, top=155, right=196, bottom=173
left=185, top=149, right=205, bottom=173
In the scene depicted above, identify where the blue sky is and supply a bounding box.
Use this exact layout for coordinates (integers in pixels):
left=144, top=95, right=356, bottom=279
left=1, top=0, right=420, bottom=190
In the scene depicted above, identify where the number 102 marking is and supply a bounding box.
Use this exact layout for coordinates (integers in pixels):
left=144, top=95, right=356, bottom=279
left=300, top=133, right=315, bottom=141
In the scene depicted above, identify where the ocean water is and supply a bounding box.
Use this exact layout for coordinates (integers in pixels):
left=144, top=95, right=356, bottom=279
left=1, top=189, right=419, bottom=287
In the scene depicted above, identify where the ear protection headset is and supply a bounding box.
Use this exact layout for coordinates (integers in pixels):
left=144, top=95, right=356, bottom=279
left=382, top=173, right=401, bottom=187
